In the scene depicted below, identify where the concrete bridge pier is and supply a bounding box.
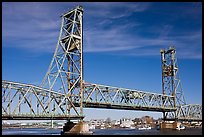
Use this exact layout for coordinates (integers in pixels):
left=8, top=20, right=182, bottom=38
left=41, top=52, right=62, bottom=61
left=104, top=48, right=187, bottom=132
left=61, top=121, right=93, bottom=135
left=160, top=121, right=181, bottom=129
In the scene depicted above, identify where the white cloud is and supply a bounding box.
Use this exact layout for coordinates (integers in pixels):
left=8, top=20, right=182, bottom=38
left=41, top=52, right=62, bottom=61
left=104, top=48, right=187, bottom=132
left=85, top=2, right=150, bottom=19
left=2, top=2, right=202, bottom=59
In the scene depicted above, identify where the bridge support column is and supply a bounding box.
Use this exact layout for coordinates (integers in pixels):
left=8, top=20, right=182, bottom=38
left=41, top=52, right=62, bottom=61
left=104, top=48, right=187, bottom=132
left=61, top=121, right=93, bottom=135
left=160, top=121, right=181, bottom=130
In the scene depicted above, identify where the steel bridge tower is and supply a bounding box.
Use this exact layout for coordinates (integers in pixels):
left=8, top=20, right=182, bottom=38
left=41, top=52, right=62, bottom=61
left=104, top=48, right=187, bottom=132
left=160, top=47, right=186, bottom=120
left=40, top=6, right=84, bottom=120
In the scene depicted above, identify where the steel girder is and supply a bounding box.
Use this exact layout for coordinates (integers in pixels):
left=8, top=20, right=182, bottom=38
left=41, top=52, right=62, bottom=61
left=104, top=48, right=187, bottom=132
left=40, top=6, right=84, bottom=118
left=83, top=83, right=176, bottom=112
left=2, top=80, right=84, bottom=120
left=176, top=104, right=202, bottom=121
left=164, top=104, right=202, bottom=121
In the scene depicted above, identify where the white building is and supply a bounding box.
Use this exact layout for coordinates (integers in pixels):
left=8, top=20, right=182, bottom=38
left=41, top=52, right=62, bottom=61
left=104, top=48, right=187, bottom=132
left=120, top=118, right=134, bottom=128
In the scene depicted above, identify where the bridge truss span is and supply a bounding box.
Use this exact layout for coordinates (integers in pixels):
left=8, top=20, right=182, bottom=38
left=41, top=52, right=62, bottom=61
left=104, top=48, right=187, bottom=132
left=83, top=83, right=176, bottom=112
left=2, top=80, right=201, bottom=121
left=2, top=80, right=83, bottom=120
left=2, top=80, right=176, bottom=120
left=176, top=104, right=202, bottom=121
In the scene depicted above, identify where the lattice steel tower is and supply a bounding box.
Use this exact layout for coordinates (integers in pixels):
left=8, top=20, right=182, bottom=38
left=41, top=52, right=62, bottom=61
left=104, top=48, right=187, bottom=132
left=160, top=47, right=186, bottom=119
left=40, top=6, right=84, bottom=119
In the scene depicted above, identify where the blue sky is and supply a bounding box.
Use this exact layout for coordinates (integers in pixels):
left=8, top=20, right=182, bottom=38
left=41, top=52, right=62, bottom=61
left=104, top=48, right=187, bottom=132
left=2, top=2, right=202, bottom=120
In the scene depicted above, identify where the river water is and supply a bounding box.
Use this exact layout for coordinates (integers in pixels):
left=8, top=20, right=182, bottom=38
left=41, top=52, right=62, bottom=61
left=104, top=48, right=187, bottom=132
left=2, top=127, right=202, bottom=135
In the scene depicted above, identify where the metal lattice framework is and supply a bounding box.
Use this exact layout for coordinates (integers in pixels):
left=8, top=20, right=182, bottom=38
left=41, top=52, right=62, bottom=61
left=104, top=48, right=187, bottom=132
left=2, top=80, right=83, bottom=120
left=175, top=104, right=202, bottom=121
left=40, top=6, right=84, bottom=118
left=2, top=80, right=176, bottom=120
left=160, top=47, right=186, bottom=105
left=83, top=83, right=175, bottom=112
left=2, top=81, right=201, bottom=121
left=2, top=6, right=202, bottom=122
left=160, top=47, right=202, bottom=120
